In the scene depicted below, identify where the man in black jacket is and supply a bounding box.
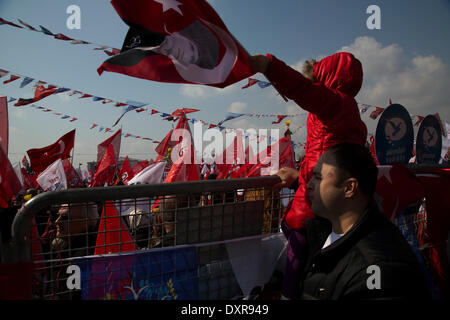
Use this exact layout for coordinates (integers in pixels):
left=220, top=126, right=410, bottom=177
left=298, top=143, right=431, bottom=299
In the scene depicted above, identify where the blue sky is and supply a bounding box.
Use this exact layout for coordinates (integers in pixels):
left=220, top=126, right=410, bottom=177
left=1, top=0, right=449, bottom=168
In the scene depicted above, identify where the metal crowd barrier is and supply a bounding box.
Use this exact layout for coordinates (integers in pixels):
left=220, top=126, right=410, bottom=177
left=7, top=176, right=291, bottom=300
left=3, top=164, right=449, bottom=300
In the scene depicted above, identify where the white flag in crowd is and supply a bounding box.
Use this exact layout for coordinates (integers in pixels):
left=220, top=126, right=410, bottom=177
left=37, top=158, right=67, bottom=191
left=127, top=161, right=166, bottom=185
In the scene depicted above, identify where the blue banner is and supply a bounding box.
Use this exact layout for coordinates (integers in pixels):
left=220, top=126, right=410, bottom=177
left=73, top=246, right=198, bottom=300
left=416, top=115, right=443, bottom=164
left=375, top=104, right=414, bottom=165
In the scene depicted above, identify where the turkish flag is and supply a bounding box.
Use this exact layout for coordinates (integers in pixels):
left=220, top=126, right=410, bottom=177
left=0, top=145, right=22, bottom=208
left=163, top=114, right=199, bottom=182
left=97, top=0, right=254, bottom=88
left=117, top=155, right=133, bottom=184
left=374, top=163, right=425, bottom=220
left=62, top=158, right=82, bottom=188
left=27, top=129, right=75, bottom=173
left=91, top=144, right=117, bottom=187
left=97, top=129, right=121, bottom=164
left=131, top=159, right=150, bottom=176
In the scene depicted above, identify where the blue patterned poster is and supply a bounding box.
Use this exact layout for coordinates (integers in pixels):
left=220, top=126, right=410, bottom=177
left=416, top=115, right=443, bottom=164
left=73, top=246, right=198, bottom=300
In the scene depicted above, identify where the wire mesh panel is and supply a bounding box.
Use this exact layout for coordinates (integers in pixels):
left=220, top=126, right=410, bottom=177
left=10, top=177, right=291, bottom=300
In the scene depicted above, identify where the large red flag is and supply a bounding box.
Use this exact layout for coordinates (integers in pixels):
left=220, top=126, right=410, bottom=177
left=215, top=132, right=245, bottom=179
left=131, top=159, right=150, bottom=176
left=0, top=97, right=8, bottom=155
left=97, top=0, right=254, bottom=88
left=94, top=201, right=136, bottom=255
left=0, top=146, right=22, bottom=208
left=155, top=129, right=175, bottom=163
left=27, top=129, right=75, bottom=173
left=163, top=114, right=199, bottom=182
left=91, top=144, right=117, bottom=187
left=97, top=129, right=121, bottom=164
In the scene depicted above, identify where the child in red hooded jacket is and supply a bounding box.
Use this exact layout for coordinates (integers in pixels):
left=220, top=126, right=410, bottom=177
left=249, top=52, right=367, bottom=299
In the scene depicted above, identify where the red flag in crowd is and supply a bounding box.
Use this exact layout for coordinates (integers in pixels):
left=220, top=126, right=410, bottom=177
left=163, top=114, right=199, bottom=183
left=62, top=158, right=82, bottom=188
left=97, top=0, right=254, bottom=88
left=91, top=144, right=117, bottom=187
left=0, top=145, right=22, bottom=208
left=27, top=129, right=75, bottom=173
left=232, top=135, right=295, bottom=178
left=369, top=107, right=385, bottom=120
left=374, top=163, right=425, bottom=220
left=97, top=129, right=121, bottom=164
left=131, top=159, right=150, bottom=176
left=0, top=97, right=8, bottom=155
left=94, top=201, right=135, bottom=255
left=215, top=132, right=245, bottom=179
left=117, top=155, right=133, bottom=184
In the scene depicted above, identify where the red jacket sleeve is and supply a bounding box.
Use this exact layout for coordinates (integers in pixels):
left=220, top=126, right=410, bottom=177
left=264, top=54, right=341, bottom=122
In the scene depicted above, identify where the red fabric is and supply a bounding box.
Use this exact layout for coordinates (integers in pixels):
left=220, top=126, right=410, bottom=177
left=118, top=156, right=133, bottom=184
left=62, top=158, right=81, bottom=188
left=3, top=74, right=20, bottom=84
left=163, top=114, right=199, bottom=183
left=91, top=144, right=117, bottom=187
left=215, top=133, right=245, bottom=179
left=26, top=129, right=75, bottom=174
left=98, top=0, right=254, bottom=88
left=94, top=202, right=135, bottom=255
left=0, top=97, right=8, bottom=154
left=375, top=164, right=425, bottom=220
left=0, top=145, right=22, bottom=207
left=155, top=129, right=175, bottom=163
left=242, top=78, right=259, bottom=89
left=369, top=107, right=385, bottom=120
left=265, top=52, right=367, bottom=229
left=272, top=115, right=287, bottom=124
left=131, top=160, right=150, bottom=176
left=97, top=129, right=121, bottom=164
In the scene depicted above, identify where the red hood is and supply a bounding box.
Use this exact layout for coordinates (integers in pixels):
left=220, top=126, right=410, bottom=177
left=313, top=52, right=363, bottom=97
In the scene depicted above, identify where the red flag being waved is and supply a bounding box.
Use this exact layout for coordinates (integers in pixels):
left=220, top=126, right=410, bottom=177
left=97, top=0, right=254, bottom=88
left=62, top=158, right=82, bottom=188
left=117, top=155, right=133, bottom=184
left=91, top=144, right=117, bottom=187
left=163, top=114, right=199, bottom=182
left=215, top=132, right=245, bottom=179
left=0, top=145, right=22, bottom=208
left=0, top=97, right=8, bottom=155
left=97, top=129, right=121, bottom=164
left=27, top=129, right=75, bottom=173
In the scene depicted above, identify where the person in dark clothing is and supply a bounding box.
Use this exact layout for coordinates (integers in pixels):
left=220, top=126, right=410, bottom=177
left=298, top=143, right=431, bottom=299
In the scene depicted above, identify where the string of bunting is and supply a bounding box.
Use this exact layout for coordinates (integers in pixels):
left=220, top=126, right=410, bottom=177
left=0, top=67, right=311, bottom=130
left=0, top=16, right=120, bottom=57
left=3, top=93, right=157, bottom=142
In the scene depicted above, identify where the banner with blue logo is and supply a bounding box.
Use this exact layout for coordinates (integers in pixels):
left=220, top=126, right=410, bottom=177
left=416, top=115, right=443, bottom=164
left=375, top=104, right=414, bottom=165
left=73, top=246, right=198, bottom=300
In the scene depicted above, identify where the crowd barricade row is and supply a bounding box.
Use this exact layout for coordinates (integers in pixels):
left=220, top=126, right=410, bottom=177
left=1, top=164, right=449, bottom=300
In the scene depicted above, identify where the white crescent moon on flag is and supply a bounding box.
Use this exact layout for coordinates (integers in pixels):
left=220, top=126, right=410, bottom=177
left=171, top=19, right=238, bottom=85
left=57, top=140, right=65, bottom=154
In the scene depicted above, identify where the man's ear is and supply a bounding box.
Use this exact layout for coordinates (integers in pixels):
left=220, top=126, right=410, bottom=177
left=343, top=178, right=358, bottom=198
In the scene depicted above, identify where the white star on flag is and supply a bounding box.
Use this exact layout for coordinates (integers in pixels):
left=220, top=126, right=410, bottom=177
left=154, top=0, right=184, bottom=15
left=377, top=165, right=393, bottom=183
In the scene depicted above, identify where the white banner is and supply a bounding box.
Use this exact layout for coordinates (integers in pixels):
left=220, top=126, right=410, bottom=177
left=127, top=161, right=166, bottom=185
left=37, top=158, right=68, bottom=191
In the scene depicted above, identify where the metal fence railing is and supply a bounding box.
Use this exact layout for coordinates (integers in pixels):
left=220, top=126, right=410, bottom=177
left=2, top=164, right=448, bottom=300
left=7, top=176, right=290, bottom=300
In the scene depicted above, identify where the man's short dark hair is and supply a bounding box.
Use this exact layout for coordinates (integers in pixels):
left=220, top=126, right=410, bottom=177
left=328, top=143, right=378, bottom=196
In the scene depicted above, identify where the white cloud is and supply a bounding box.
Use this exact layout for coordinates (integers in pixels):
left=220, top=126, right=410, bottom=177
left=340, top=36, right=450, bottom=122
left=228, top=101, right=247, bottom=113
left=180, top=83, right=238, bottom=99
